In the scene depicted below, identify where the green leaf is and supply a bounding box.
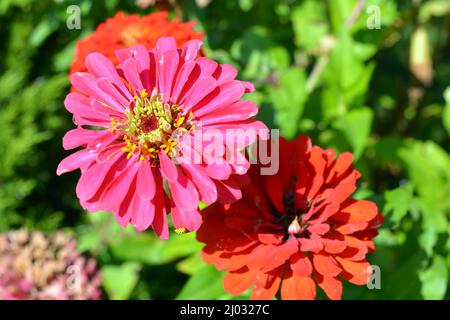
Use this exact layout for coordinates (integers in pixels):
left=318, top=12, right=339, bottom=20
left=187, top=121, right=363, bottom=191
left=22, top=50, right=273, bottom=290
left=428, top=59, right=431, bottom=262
left=238, top=0, right=254, bottom=12
left=76, top=228, right=102, bottom=253
left=110, top=232, right=203, bottom=265
left=29, top=16, right=60, bottom=47
left=419, top=255, right=448, bottom=300
left=414, top=198, right=448, bottom=256
left=328, top=0, right=355, bottom=32
left=333, top=107, right=373, bottom=159
left=323, top=30, right=375, bottom=109
left=414, top=199, right=448, bottom=234
left=176, top=264, right=226, bottom=300
left=399, top=141, right=450, bottom=209
left=269, top=68, right=308, bottom=139
left=176, top=253, right=205, bottom=275
left=418, top=228, right=438, bottom=258
left=102, top=262, right=141, bottom=300
left=291, top=0, right=329, bottom=52
left=384, top=183, right=414, bottom=224
left=443, top=87, right=450, bottom=137
left=419, top=0, right=450, bottom=23
left=105, top=0, right=120, bottom=11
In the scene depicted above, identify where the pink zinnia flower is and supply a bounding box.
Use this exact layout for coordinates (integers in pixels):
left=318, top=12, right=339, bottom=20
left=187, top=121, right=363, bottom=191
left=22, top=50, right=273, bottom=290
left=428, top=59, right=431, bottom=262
left=58, top=37, right=267, bottom=239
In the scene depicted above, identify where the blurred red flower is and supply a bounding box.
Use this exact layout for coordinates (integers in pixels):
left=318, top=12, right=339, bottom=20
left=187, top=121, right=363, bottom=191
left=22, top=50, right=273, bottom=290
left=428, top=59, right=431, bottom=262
left=197, top=135, right=383, bottom=300
left=70, top=11, right=203, bottom=74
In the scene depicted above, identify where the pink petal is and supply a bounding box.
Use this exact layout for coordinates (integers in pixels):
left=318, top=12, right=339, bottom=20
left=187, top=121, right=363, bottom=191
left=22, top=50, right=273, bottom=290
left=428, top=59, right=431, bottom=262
left=99, top=161, right=140, bottom=212
left=96, top=142, right=125, bottom=163
left=64, top=93, right=110, bottom=126
left=90, top=99, right=125, bottom=119
left=156, top=49, right=180, bottom=100
left=136, top=161, right=156, bottom=200
left=196, top=57, right=218, bottom=77
left=85, top=52, right=127, bottom=92
left=76, top=153, right=124, bottom=201
left=212, top=64, right=237, bottom=85
left=242, top=81, right=255, bottom=92
left=228, top=148, right=250, bottom=175
left=115, top=45, right=155, bottom=92
left=159, top=151, right=178, bottom=182
left=96, top=78, right=131, bottom=109
left=200, top=100, right=258, bottom=126
left=131, top=197, right=155, bottom=231
left=171, top=60, right=196, bottom=102
left=169, top=169, right=199, bottom=212
left=70, top=72, right=122, bottom=111
left=181, top=39, right=203, bottom=62
left=152, top=174, right=169, bottom=239
left=192, top=81, right=245, bottom=117
left=123, top=58, right=144, bottom=93
left=203, top=162, right=232, bottom=180
left=180, top=76, right=217, bottom=111
left=171, top=206, right=202, bottom=231
left=119, top=45, right=150, bottom=72
left=57, top=150, right=96, bottom=175
left=155, top=37, right=177, bottom=53
left=115, top=180, right=139, bottom=227
left=62, top=127, right=109, bottom=150
left=204, top=119, right=270, bottom=146
left=181, top=163, right=217, bottom=204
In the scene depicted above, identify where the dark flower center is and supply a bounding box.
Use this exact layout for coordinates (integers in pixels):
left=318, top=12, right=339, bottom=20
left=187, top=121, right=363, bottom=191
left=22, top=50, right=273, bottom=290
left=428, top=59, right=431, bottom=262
left=140, top=114, right=159, bottom=133
left=277, top=189, right=311, bottom=237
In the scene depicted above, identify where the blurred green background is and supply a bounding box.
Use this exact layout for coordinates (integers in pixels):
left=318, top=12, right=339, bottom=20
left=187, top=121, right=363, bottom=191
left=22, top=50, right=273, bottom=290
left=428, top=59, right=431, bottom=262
left=0, top=0, right=449, bottom=299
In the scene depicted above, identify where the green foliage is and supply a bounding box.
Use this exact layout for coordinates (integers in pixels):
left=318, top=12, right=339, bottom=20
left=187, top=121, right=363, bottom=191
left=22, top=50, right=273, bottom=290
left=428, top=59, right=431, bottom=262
left=102, top=262, right=142, bottom=300
left=1, top=0, right=449, bottom=300
left=419, top=255, right=448, bottom=300
left=176, top=264, right=226, bottom=300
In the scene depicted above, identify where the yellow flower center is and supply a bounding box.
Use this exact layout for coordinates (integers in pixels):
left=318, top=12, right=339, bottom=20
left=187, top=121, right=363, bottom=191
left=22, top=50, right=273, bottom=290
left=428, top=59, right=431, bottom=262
left=111, top=89, right=195, bottom=164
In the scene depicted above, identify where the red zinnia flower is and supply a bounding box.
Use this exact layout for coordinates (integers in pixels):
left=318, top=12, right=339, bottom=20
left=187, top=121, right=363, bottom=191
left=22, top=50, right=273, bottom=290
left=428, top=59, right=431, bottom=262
left=70, top=11, right=203, bottom=74
left=197, top=136, right=383, bottom=300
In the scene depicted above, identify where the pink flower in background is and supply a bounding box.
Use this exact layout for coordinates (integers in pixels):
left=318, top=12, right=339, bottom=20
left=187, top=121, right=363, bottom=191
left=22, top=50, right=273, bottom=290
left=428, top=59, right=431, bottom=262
left=58, top=37, right=267, bottom=238
left=0, top=230, right=101, bottom=300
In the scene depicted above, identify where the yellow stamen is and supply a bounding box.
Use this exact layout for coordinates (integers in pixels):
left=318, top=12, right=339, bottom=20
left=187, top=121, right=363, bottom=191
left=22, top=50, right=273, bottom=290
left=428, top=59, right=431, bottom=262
left=110, top=117, right=117, bottom=132
left=175, top=228, right=187, bottom=235
left=174, top=116, right=185, bottom=127
left=121, top=136, right=138, bottom=159
left=140, top=89, right=148, bottom=99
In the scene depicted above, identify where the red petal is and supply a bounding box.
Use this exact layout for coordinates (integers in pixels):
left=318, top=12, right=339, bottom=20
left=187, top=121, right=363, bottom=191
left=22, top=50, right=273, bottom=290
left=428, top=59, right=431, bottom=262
left=290, top=253, right=313, bottom=277
left=332, top=199, right=378, bottom=223
left=322, top=236, right=347, bottom=254
left=335, top=221, right=369, bottom=235
left=307, top=223, right=330, bottom=235
left=316, top=273, right=343, bottom=300
left=280, top=271, right=316, bottom=300
left=336, top=257, right=372, bottom=285
left=298, top=234, right=323, bottom=253
left=313, top=253, right=342, bottom=277
left=305, top=147, right=326, bottom=200
left=325, top=152, right=354, bottom=185
left=223, top=267, right=257, bottom=296
left=247, top=238, right=298, bottom=273
left=251, top=268, right=282, bottom=300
